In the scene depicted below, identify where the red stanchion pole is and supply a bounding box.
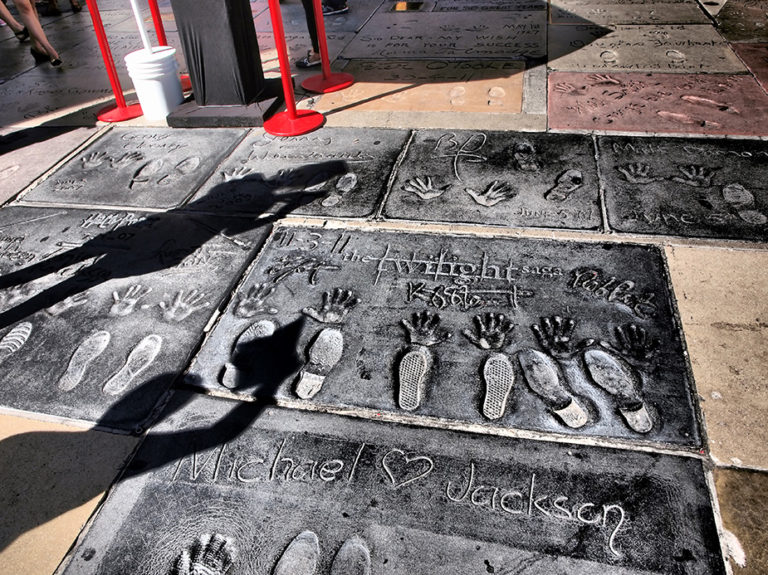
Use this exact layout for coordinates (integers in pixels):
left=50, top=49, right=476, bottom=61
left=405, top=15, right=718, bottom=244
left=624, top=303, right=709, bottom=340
left=84, top=0, right=143, bottom=122
left=264, top=0, right=324, bottom=136
left=145, top=0, right=167, bottom=46
left=301, top=0, right=354, bottom=94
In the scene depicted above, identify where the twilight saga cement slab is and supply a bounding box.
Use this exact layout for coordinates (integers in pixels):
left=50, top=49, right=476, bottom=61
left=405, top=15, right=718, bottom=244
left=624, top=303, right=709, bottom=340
left=385, top=130, right=601, bottom=230
left=61, top=394, right=725, bottom=575
left=0, top=206, right=270, bottom=432
left=340, top=10, right=547, bottom=60
left=186, top=127, right=409, bottom=218
left=548, top=25, right=746, bottom=73
left=716, top=0, right=768, bottom=42
left=549, top=72, right=768, bottom=136
left=188, top=226, right=701, bottom=448
left=312, top=60, right=524, bottom=115
left=550, top=0, right=709, bottom=25
left=20, top=128, right=246, bottom=210
left=599, top=136, right=768, bottom=240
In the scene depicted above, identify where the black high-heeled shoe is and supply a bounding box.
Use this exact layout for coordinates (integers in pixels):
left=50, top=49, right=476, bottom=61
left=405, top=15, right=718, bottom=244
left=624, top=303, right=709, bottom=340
left=31, top=47, right=62, bottom=67
left=14, top=27, right=29, bottom=42
left=70, top=0, right=82, bottom=12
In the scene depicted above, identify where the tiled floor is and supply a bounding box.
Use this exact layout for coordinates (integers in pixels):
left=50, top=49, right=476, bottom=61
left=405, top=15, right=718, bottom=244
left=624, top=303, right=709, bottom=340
left=1, top=0, right=767, bottom=573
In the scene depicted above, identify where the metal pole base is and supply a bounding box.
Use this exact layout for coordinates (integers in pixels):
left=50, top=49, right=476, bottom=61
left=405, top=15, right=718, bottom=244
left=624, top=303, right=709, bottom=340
left=264, top=109, right=324, bottom=136
left=97, top=102, right=144, bottom=122
left=301, top=72, right=354, bottom=94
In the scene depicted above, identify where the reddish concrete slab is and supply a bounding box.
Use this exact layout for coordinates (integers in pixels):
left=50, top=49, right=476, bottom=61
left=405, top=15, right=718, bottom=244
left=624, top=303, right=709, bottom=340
left=733, top=43, right=768, bottom=93
left=549, top=71, right=768, bottom=135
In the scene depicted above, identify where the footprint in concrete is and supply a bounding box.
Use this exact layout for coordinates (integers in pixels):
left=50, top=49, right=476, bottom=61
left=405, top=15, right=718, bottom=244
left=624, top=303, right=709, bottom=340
left=273, top=531, right=319, bottom=575
left=331, top=536, right=371, bottom=575
left=656, top=110, right=721, bottom=129
left=129, top=158, right=164, bottom=189
left=220, top=319, right=277, bottom=389
left=545, top=169, right=583, bottom=202
left=58, top=330, right=111, bottom=391
left=0, top=321, right=32, bottom=365
left=681, top=95, right=739, bottom=115
left=512, top=141, right=540, bottom=172
left=487, top=86, right=505, bottom=107
left=722, top=183, right=767, bottom=225
left=171, top=533, right=235, bottom=575
left=296, top=289, right=360, bottom=399
left=449, top=86, right=466, bottom=106
left=322, top=172, right=358, bottom=207
left=517, top=349, right=588, bottom=429
left=582, top=345, right=653, bottom=434
left=398, top=311, right=451, bottom=411
left=102, top=334, right=162, bottom=395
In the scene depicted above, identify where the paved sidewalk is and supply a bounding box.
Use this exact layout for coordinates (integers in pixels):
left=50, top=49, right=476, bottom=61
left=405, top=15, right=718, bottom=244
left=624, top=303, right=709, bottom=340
left=1, top=0, right=767, bottom=573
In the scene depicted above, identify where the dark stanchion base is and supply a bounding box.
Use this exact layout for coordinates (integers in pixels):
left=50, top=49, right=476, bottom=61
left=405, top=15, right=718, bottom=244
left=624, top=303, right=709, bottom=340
left=301, top=71, right=354, bottom=94
left=167, top=78, right=284, bottom=128
left=96, top=102, right=144, bottom=122
left=264, top=108, right=324, bottom=136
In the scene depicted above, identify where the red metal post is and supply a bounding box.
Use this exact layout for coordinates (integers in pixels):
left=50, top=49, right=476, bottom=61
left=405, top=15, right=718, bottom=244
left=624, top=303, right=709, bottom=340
left=300, top=0, right=354, bottom=94
left=146, top=0, right=167, bottom=46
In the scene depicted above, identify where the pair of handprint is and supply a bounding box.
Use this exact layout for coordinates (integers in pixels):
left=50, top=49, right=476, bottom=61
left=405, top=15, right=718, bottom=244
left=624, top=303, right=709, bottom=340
left=110, top=285, right=210, bottom=323
left=403, top=175, right=516, bottom=207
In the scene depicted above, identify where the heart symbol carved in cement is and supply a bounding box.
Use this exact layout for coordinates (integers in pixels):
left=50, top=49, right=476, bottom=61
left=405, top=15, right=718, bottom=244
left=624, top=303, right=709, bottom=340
left=381, top=448, right=435, bottom=488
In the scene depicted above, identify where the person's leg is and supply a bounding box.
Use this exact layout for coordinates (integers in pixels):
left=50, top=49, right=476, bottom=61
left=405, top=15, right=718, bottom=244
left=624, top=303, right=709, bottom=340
left=297, top=0, right=321, bottom=67
left=0, top=0, right=26, bottom=37
left=12, top=0, right=60, bottom=62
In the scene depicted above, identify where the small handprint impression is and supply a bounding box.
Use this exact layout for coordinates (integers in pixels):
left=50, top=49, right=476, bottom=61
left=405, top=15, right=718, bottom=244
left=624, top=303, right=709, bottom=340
left=81, top=151, right=109, bottom=169
left=222, top=166, right=253, bottom=183
left=402, top=176, right=450, bottom=200
left=616, top=163, right=663, bottom=185
left=233, top=283, right=277, bottom=318
left=109, top=284, right=151, bottom=317
left=672, top=165, right=717, bottom=188
left=465, top=180, right=516, bottom=207
left=463, top=312, right=515, bottom=350
left=401, top=311, right=452, bottom=347
left=615, top=323, right=659, bottom=361
left=302, top=288, right=360, bottom=324
left=110, top=152, right=144, bottom=169
left=45, top=293, right=89, bottom=316
left=171, top=533, right=235, bottom=575
left=532, top=315, right=577, bottom=359
left=159, top=289, right=210, bottom=322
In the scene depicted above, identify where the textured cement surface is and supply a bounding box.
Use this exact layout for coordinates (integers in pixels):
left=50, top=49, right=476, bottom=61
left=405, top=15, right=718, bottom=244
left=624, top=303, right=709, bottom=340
left=715, top=0, right=768, bottom=42
left=598, top=136, right=768, bottom=241
left=732, top=43, right=768, bottom=94
left=60, top=393, right=725, bottom=575
left=549, top=72, right=768, bottom=136
left=0, top=414, right=137, bottom=575
left=188, top=226, right=699, bottom=447
left=550, top=0, right=709, bottom=25
left=0, top=206, right=270, bottom=432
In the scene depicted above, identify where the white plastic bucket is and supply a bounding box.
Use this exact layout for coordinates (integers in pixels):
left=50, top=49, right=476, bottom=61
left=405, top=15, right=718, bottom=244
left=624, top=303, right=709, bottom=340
left=124, top=47, right=183, bottom=121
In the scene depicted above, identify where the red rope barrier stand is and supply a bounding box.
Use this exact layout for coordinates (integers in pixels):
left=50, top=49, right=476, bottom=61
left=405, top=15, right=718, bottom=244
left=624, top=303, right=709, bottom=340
left=145, top=0, right=191, bottom=92
left=264, top=0, right=324, bottom=136
left=301, top=0, right=354, bottom=94
left=85, top=0, right=143, bottom=122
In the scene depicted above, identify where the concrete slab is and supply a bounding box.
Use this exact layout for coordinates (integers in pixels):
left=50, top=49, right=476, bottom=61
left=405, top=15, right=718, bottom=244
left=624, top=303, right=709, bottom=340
left=385, top=130, right=601, bottom=229
left=311, top=60, right=525, bottom=114
left=186, top=127, right=409, bottom=217
left=252, top=31, right=353, bottom=78
left=716, top=0, right=768, bottom=42
left=665, top=245, right=768, bottom=469
left=0, top=414, right=137, bottom=575
left=0, top=127, right=97, bottom=205
left=253, top=0, right=380, bottom=33
left=60, top=393, right=725, bottom=575
left=434, top=0, right=540, bottom=10
left=715, top=468, right=768, bottom=574
left=188, top=226, right=700, bottom=447
left=549, top=25, right=746, bottom=73
left=550, top=0, right=709, bottom=25
left=598, top=136, right=768, bottom=240
left=0, top=206, right=270, bottom=432
left=20, top=128, right=247, bottom=210
left=549, top=72, right=768, bottom=136
left=341, top=10, right=547, bottom=60
left=732, top=43, right=768, bottom=93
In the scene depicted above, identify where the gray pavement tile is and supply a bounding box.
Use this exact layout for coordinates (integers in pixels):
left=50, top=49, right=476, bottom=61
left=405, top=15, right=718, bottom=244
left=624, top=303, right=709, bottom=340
left=716, top=0, right=768, bottom=42
left=187, top=226, right=701, bottom=448
left=385, top=130, right=601, bottom=230
left=186, top=127, right=409, bottom=218
left=598, top=136, right=768, bottom=241
left=20, top=128, right=247, bottom=210
left=0, top=126, right=98, bottom=205
left=550, top=0, right=709, bottom=25
left=548, top=24, right=746, bottom=73
left=253, top=0, right=382, bottom=33
left=60, top=393, right=725, bottom=575
left=341, top=9, right=547, bottom=60
left=434, top=0, right=543, bottom=10
left=0, top=206, right=270, bottom=432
